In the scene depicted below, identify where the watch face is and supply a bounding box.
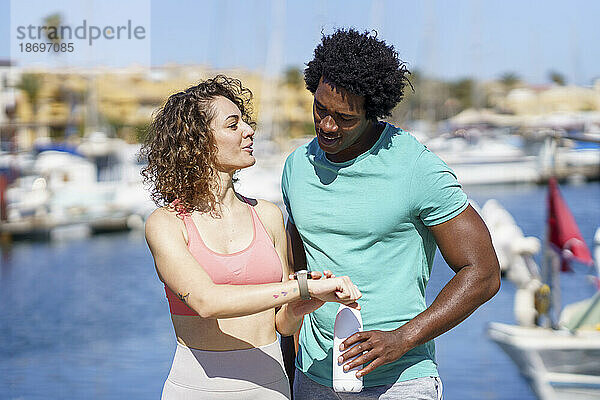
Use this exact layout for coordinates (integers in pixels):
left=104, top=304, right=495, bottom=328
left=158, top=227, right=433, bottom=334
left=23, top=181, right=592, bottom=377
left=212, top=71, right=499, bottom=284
left=296, top=270, right=312, bottom=279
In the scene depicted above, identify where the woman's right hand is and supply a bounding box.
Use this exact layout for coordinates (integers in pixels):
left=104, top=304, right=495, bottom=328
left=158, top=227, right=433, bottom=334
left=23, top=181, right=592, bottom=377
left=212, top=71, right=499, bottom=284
left=307, top=276, right=361, bottom=309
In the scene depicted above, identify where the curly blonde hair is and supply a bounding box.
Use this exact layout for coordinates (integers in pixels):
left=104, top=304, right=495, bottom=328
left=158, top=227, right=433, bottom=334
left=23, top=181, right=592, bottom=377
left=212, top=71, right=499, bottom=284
left=140, top=75, right=255, bottom=214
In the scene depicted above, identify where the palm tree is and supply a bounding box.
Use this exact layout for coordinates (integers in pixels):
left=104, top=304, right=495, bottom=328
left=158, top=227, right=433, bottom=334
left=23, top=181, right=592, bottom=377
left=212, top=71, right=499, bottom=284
left=283, top=67, right=304, bottom=89
left=548, top=71, right=566, bottom=86
left=449, top=78, right=475, bottom=110
left=43, top=13, right=62, bottom=45
left=500, top=72, right=520, bottom=91
left=16, top=73, right=42, bottom=118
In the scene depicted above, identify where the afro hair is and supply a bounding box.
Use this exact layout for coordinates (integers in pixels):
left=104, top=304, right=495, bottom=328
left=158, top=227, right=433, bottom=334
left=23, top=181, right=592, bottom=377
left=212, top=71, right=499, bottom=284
left=304, top=28, right=410, bottom=121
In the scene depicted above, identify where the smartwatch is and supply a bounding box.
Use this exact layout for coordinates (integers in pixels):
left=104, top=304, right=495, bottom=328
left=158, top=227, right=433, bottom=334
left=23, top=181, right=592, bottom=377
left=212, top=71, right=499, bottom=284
left=295, top=270, right=311, bottom=300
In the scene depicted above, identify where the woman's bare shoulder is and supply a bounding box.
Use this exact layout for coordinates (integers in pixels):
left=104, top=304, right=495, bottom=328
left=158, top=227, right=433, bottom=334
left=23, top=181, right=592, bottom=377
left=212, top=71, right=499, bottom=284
left=145, top=207, right=186, bottom=242
left=251, top=198, right=284, bottom=231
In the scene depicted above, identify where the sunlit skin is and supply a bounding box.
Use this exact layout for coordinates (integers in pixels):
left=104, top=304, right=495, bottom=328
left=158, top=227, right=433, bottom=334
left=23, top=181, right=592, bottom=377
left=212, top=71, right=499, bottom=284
left=334, top=206, right=500, bottom=378
left=285, top=78, right=501, bottom=380
left=145, top=93, right=363, bottom=352
left=313, top=77, right=384, bottom=163
left=210, top=96, right=256, bottom=173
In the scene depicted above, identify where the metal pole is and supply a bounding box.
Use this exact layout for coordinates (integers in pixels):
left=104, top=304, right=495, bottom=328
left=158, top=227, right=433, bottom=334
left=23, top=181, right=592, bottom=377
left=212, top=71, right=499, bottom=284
left=543, top=135, right=561, bottom=329
left=0, top=174, right=7, bottom=221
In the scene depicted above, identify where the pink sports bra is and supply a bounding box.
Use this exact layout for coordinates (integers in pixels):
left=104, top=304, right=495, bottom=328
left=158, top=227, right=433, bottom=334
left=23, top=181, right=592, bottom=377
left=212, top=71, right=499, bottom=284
left=165, top=198, right=283, bottom=316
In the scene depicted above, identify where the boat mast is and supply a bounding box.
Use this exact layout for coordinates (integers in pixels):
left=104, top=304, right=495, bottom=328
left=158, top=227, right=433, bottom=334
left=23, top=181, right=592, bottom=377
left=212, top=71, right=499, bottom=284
left=542, top=132, right=600, bottom=329
left=542, top=134, right=561, bottom=329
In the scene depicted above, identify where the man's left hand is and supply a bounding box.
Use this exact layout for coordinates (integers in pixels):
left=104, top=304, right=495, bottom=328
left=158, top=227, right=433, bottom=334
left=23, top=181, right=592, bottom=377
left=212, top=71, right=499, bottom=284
left=338, top=329, right=408, bottom=378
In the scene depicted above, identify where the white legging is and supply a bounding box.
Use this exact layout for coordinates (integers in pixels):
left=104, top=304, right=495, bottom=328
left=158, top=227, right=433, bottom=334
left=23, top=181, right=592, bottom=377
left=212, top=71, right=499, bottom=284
left=161, top=341, right=291, bottom=399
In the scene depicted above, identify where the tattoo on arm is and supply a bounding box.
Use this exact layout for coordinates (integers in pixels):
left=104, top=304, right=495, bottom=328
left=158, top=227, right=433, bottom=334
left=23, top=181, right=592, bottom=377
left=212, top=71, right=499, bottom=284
left=177, top=292, right=190, bottom=303
left=273, top=288, right=299, bottom=299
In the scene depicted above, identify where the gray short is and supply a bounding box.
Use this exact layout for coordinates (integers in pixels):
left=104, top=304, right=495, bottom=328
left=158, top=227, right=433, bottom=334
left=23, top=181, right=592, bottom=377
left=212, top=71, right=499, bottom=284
left=161, top=341, right=290, bottom=399
left=293, top=368, right=443, bottom=400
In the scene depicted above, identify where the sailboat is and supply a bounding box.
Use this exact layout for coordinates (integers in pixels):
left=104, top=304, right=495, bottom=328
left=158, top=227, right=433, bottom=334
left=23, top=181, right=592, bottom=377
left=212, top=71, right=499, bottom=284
left=487, top=178, right=600, bottom=400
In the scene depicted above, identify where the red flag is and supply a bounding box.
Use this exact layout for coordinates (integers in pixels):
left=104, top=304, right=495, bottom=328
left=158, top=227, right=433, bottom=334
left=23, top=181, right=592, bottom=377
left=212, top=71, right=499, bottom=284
left=547, top=177, right=594, bottom=272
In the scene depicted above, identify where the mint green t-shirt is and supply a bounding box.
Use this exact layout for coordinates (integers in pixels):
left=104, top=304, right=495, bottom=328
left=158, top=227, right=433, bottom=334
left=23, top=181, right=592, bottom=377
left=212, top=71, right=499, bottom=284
left=281, top=123, right=468, bottom=387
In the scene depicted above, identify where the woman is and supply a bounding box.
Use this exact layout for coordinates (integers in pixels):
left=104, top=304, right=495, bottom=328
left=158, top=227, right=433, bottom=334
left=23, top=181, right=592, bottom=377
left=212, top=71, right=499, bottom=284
left=141, top=75, right=361, bottom=400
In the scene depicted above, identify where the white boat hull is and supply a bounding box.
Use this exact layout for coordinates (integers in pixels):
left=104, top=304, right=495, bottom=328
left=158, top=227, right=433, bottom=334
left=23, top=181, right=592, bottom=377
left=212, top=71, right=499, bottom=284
left=488, top=322, right=600, bottom=400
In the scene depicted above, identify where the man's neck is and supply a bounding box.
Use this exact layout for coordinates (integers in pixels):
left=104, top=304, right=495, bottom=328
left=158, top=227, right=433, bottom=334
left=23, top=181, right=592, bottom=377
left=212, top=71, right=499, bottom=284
left=326, top=121, right=384, bottom=163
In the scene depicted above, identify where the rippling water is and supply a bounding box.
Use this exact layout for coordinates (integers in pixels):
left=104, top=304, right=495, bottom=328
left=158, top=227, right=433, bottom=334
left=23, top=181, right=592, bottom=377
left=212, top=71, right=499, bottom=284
left=1, top=182, right=598, bottom=399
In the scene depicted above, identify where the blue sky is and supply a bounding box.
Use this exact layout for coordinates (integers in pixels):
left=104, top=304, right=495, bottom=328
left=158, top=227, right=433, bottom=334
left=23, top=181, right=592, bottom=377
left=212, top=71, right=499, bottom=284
left=1, top=0, right=599, bottom=85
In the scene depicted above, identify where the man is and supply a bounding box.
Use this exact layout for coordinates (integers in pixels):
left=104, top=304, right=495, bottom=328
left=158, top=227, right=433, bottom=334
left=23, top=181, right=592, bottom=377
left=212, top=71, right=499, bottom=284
left=282, top=28, right=501, bottom=399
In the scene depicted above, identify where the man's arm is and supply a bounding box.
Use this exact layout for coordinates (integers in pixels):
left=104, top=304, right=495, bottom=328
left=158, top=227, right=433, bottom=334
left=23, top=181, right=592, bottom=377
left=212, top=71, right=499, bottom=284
left=338, top=205, right=501, bottom=378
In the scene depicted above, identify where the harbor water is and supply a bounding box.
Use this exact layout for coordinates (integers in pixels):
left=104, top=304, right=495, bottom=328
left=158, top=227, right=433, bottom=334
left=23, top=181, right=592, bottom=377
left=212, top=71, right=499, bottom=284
left=1, top=182, right=598, bottom=399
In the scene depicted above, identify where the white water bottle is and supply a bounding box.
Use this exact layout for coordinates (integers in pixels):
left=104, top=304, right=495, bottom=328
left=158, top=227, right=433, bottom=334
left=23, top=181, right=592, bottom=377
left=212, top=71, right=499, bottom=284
left=333, top=304, right=363, bottom=392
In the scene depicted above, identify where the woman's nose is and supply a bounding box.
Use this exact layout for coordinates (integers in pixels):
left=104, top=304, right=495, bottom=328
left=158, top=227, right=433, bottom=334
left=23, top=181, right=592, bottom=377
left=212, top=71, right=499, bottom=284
left=319, top=115, right=338, bottom=133
left=243, top=124, right=254, bottom=138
